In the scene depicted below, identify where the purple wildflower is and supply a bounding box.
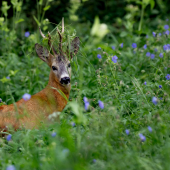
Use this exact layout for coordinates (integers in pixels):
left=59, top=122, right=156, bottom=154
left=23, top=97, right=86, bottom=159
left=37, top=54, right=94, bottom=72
left=112, top=46, right=115, bottom=50
left=125, top=129, right=130, bottom=135
left=164, top=25, right=169, bottom=30
left=159, top=53, right=163, bottom=58
left=22, top=93, right=31, bottom=101
left=152, top=97, right=158, bottom=105
left=144, top=81, right=147, bottom=85
left=83, top=97, right=88, bottom=103
left=6, top=76, right=10, bottom=79
left=148, top=126, right=152, bottom=132
left=97, top=47, right=101, bottom=50
left=154, top=48, right=158, bottom=52
left=112, top=55, right=118, bottom=63
left=97, top=54, right=102, bottom=59
left=158, top=33, right=162, bottom=36
left=120, top=43, right=123, bottom=48
left=165, top=74, right=170, bottom=80
left=152, top=32, right=156, bottom=37
left=165, top=30, right=169, bottom=35
left=146, top=52, right=150, bottom=57
left=25, top=31, right=30, bottom=37
left=163, top=45, right=168, bottom=51
left=6, top=165, right=16, bottom=170
left=150, top=54, right=155, bottom=59
left=93, top=159, right=96, bottom=163
left=98, top=100, right=104, bottom=109
left=85, top=101, right=89, bottom=110
left=143, top=44, right=147, bottom=49
left=6, top=134, right=12, bottom=141
left=132, top=43, right=137, bottom=48
left=146, top=35, right=148, bottom=38
left=139, top=133, right=146, bottom=142
left=71, top=122, right=76, bottom=127
left=51, top=132, right=56, bottom=137
left=159, top=85, right=162, bottom=88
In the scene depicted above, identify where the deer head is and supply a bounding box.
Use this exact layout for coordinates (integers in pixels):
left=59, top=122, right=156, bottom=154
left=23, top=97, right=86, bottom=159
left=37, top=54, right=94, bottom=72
left=35, top=19, right=80, bottom=87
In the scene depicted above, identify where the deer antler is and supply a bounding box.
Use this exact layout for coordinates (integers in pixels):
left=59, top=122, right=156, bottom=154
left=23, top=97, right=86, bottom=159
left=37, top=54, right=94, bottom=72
left=57, top=17, right=64, bottom=55
left=39, top=27, right=57, bottom=55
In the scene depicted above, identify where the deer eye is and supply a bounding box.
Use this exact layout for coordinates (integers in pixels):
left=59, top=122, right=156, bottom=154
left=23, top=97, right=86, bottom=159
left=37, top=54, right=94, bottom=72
left=68, top=63, right=71, bottom=68
left=52, top=66, right=57, bottom=71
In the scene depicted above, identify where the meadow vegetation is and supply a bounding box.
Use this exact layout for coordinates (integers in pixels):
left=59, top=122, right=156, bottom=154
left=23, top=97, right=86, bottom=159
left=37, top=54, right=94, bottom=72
left=0, top=0, right=170, bottom=169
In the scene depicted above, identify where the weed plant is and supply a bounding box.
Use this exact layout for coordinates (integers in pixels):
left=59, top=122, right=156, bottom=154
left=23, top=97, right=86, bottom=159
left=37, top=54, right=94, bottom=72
left=1, top=1, right=170, bottom=170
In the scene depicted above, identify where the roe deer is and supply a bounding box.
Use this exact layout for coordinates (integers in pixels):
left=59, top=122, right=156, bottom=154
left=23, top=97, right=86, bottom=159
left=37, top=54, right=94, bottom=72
left=0, top=20, right=80, bottom=131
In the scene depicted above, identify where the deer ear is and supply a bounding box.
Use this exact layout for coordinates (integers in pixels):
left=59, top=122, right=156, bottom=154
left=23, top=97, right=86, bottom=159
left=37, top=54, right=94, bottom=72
left=70, top=37, right=80, bottom=58
left=35, top=43, right=53, bottom=65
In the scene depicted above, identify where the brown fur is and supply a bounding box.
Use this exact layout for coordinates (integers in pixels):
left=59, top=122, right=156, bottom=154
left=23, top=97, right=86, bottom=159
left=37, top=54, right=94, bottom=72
left=0, top=29, right=80, bottom=131
left=0, top=70, right=70, bottom=130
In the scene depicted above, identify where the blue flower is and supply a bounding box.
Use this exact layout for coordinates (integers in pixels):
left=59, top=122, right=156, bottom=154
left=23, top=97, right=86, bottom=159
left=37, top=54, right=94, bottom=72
left=93, top=159, right=96, bottom=163
left=164, top=25, right=169, bottom=30
left=159, top=53, right=163, bottom=58
left=154, top=48, right=158, bottom=52
left=152, top=32, right=156, bottom=37
left=165, top=74, right=170, bottom=80
left=168, top=44, right=170, bottom=49
left=71, top=122, right=76, bottom=127
left=158, top=33, right=162, bottom=36
left=143, top=44, right=147, bottom=49
left=112, top=46, right=115, bottom=50
left=112, top=55, right=118, bottom=63
left=83, top=97, right=88, bottom=103
left=132, top=43, right=137, bottom=48
left=150, top=54, right=155, bottom=59
left=6, top=76, right=10, bottom=79
left=163, top=45, right=168, bottom=51
left=22, top=93, right=31, bottom=101
left=97, top=47, right=101, bottom=50
left=146, top=52, right=150, bottom=57
left=144, top=81, right=147, bottom=85
left=98, top=100, right=104, bottom=109
left=25, top=31, right=30, bottom=37
left=6, top=134, right=12, bottom=141
left=84, top=97, right=89, bottom=110
left=148, top=126, right=152, bottom=132
left=125, top=129, right=130, bottom=135
left=85, top=102, right=89, bottom=110
left=159, top=85, right=162, bottom=88
left=120, top=43, right=123, bottom=48
left=6, top=165, right=16, bottom=170
left=152, top=97, right=158, bottom=105
left=139, top=133, right=146, bottom=142
left=146, top=35, right=148, bottom=38
left=165, top=30, right=169, bottom=35
left=51, top=132, right=56, bottom=137
left=166, top=19, right=169, bottom=21
left=97, top=54, right=102, bottom=59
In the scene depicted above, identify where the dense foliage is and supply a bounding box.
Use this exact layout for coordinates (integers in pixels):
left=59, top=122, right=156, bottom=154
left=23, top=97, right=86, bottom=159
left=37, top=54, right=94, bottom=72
left=0, top=0, right=170, bottom=170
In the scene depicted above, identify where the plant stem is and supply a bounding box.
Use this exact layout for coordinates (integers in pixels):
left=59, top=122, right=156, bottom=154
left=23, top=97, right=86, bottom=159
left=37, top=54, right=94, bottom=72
left=138, top=4, right=145, bottom=31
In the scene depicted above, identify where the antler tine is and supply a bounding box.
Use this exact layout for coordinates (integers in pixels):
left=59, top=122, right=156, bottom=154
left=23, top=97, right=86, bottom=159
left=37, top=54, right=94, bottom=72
left=48, top=31, right=57, bottom=55
left=57, top=18, right=65, bottom=54
left=39, top=27, right=46, bottom=38
left=62, top=17, right=64, bottom=33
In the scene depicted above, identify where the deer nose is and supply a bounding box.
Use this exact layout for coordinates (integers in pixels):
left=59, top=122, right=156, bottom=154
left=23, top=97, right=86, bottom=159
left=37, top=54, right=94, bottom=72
left=60, top=77, right=70, bottom=84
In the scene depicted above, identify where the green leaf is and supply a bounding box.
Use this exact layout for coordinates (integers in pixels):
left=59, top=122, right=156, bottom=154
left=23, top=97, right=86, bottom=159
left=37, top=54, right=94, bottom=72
left=15, top=18, right=24, bottom=24
left=150, top=0, right=155, bottom=9
left=43, top=5, right=50, bottom=11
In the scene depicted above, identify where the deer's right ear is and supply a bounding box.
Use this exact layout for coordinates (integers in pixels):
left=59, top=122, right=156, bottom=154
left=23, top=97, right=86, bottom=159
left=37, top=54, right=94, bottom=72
left=35, top=43, right=52, bottom=65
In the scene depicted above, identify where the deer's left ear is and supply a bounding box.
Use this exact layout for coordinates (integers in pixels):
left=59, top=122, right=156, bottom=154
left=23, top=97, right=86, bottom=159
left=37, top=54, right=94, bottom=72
left=68, top=37, right=80, bottom=58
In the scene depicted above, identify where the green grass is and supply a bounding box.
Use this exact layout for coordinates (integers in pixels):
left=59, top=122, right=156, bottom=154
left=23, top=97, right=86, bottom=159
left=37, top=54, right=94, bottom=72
left=1, top=18, right=170, bottom=170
